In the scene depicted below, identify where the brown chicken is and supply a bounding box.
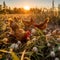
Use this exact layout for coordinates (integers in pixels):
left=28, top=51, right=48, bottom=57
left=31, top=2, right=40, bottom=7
left=33, top=17, right=49, bottom=30
left=10, top=21, right=31, bottom=43
left=22, top=18, right=34, bottom=30
left=22, top=18, right=34, bottom=27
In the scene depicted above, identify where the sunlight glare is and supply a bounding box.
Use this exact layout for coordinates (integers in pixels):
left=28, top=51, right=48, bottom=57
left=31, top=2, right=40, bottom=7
left=24, top=6, right=30, bottom=10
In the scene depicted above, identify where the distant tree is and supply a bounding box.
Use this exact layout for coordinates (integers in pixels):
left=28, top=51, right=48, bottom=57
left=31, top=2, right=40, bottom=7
left=3, top=1, right=7, bottom=14
left=0, top=5, right=2, bottom=11
left=58, top=4, right=60, bottom=16
left=13, top=7, right=18, bottom=14
left=7, top=7, right=12, bottom=14
left=0, top=5, right=2, bottom=14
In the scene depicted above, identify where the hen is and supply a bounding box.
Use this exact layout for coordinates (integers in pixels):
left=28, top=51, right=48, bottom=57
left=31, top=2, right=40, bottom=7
left=33, top=18, right=49, bottom=30
left=9, top=21, right=31, bottom=43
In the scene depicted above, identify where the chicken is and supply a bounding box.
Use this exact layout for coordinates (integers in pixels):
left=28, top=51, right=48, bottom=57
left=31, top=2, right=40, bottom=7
left=33, top=17, right=49, bottom=30
left=22, top=18, right=34, bottom=30
left=23, top=18, right=34, bottom=26
left=9, top=21, right=31, bottom=43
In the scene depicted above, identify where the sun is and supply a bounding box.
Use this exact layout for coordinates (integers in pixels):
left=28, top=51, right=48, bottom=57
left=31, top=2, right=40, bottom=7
left=24, top=6, right=30, bottom=10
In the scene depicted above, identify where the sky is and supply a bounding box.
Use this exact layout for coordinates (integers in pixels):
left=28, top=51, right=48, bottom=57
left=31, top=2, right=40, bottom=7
left=0, top=0, right=60, bottom=8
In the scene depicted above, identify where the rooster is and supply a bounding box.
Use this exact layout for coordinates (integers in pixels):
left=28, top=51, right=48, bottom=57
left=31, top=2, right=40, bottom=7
left=9, top=21, right=31, bottom=43
left=33, top=17, right=49, bottom=30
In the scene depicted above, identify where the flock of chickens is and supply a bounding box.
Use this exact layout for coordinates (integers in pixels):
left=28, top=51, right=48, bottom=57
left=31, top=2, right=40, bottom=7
left=9, top=17, right=49, bottom=43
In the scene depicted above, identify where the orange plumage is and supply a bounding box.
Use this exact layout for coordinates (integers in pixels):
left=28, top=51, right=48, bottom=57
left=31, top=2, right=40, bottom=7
left=10, top=21, right=31, bottom=43
left=34, top=18, right=49, bottom=30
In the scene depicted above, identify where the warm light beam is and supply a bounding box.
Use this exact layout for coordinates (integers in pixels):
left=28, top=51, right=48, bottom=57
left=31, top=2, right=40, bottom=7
left=24, top=6, right=30, bottom=10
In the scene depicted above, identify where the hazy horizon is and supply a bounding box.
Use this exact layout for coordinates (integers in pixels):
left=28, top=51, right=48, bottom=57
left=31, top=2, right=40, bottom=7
left=0, top=0, right=60, bottom=8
